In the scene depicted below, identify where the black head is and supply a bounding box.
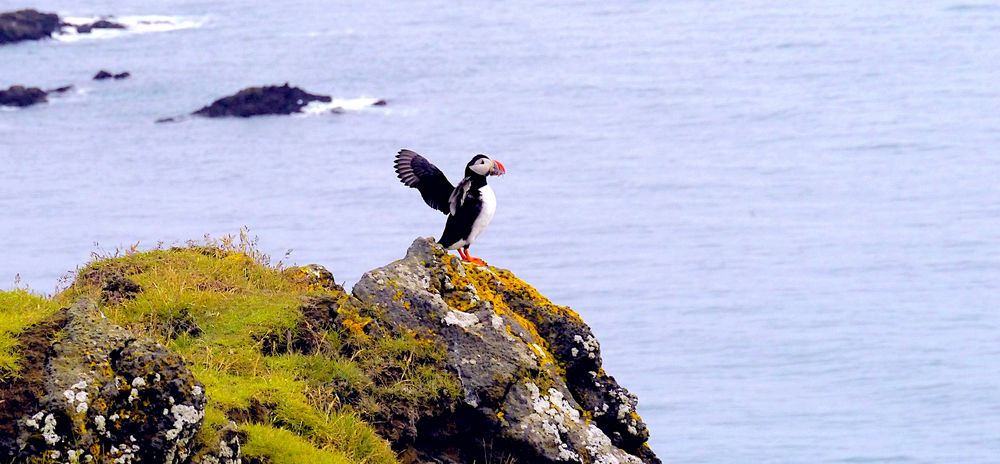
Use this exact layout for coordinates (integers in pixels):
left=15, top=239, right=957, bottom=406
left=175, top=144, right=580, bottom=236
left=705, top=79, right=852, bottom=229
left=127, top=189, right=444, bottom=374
left=464, top=154, right=506, bottom=178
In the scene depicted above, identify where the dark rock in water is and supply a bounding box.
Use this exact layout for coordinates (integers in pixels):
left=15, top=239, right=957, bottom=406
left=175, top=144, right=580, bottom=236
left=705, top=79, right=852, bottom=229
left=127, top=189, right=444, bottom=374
left=372, top=99, right=388, bottom=106
left=0, top=85, right=48, bottom=107
left=94, top=70, right=130, bottom=81
left=0, top=300, right=206, bottom=462
left=353, top=238, right=661, bottom=464
left=0, top=9, right=61, bottom=45
left=47, top=85, right=73, bottom=94
left=75, top=19, right=125, bottom=34
left=192, top=83, right=333, bottom=118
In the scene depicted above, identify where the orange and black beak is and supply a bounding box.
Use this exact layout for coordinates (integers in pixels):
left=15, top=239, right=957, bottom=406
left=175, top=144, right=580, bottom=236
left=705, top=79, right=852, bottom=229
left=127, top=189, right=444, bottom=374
left=490, top=160, right=506, bottom=176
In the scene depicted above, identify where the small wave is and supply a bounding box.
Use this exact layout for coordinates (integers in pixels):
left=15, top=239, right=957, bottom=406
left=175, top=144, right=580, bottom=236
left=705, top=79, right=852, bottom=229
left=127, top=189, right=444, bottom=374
left=55, top=15, right=206, bottom=42
left=945, top=3, right=1000, bottom=12
left=301, top=98, right=384, bottom=115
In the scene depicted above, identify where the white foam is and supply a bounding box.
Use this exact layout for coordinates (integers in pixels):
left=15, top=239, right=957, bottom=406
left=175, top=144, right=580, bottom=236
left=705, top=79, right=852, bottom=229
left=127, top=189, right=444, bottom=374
left=301, top=97, right=383, bottom=115
left=55, top=15, right=206, bottom=42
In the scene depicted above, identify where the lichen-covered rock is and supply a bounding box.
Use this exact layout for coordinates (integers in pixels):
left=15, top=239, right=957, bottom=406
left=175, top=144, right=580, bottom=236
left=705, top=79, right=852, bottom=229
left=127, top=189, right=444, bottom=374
left=282, top=264, right=341, bottom=291
left=190, top=421, right=243, bottom=464
left=5, top=299, right=206, bottom=463
left=0, top=9, right=60, bottom=45
left=353, top=237, right=660, bottom=464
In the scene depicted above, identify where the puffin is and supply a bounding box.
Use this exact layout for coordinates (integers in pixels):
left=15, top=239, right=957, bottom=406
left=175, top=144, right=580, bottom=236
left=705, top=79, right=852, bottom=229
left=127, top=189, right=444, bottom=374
left=394, top=149, right=506, bottom=265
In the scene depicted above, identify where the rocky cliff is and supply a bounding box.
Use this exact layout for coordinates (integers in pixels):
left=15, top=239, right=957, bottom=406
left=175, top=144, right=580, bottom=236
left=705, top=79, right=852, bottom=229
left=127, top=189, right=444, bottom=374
left=0, top=237, right=659, bottom=464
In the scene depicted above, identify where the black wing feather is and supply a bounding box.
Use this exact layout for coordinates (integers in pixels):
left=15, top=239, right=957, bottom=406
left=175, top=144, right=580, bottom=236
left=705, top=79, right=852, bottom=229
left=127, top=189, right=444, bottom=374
left=394, top=149, right=454, bottom=215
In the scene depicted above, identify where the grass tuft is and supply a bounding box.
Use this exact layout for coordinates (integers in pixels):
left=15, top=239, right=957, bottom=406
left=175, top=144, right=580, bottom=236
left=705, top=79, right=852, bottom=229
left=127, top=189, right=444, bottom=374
left=0, top=290, right=61, bottom=380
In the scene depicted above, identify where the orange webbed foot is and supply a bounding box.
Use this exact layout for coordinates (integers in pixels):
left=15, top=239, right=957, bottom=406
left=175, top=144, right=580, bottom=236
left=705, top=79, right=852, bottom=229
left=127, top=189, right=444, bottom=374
left=459, top=248, right=488, bottom=266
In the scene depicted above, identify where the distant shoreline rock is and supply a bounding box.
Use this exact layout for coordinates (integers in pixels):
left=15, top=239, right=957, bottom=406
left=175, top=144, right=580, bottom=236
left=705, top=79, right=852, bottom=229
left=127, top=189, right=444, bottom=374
left=1, top=9, right=130, bottom=45
left=184, top=83, right=387, bottom=119
left=0, top=86, right=47, bottom=107
left=0, top=9, right=60, bottom=45
left=73, top=19, right=125, bottom=34
left=93, top=70, right=131, bottom=81
left=0, top=85, right=72, bottom=108
left=192, top=83, right=333, bottom=118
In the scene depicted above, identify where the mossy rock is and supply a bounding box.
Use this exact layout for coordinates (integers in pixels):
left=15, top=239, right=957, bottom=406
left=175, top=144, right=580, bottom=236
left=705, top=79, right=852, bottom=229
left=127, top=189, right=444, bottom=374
left=0, top=235, right=658, bottom=464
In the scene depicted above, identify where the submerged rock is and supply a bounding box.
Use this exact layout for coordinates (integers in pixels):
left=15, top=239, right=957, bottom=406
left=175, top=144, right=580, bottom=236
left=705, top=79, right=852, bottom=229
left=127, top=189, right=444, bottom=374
left=192, top=83, right=332, bottom=118
left=75, top=19, right=126, bottom=34
left=0, top=299, right=206, bottom=463
left=0, top=9, right=61, bottom=45
left=353, top=238, right=660, bottom=463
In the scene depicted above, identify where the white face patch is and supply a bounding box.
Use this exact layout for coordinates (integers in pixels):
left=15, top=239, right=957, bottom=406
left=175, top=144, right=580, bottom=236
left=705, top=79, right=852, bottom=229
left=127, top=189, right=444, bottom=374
left=469, top=157, right=492, bottom=176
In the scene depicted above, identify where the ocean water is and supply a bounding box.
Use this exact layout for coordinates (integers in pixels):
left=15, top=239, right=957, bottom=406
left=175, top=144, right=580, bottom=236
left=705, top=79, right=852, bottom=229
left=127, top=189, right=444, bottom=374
left=3, top=1, right=1000, bottom=462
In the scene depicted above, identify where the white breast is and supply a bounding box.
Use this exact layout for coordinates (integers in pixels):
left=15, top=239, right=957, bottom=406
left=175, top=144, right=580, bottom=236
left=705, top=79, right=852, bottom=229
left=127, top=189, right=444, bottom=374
left=468, top=185, right=497, bottom=245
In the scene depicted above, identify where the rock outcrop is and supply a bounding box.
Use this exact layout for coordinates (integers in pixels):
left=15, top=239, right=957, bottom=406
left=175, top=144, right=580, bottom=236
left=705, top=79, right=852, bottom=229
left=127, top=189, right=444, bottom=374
left=0, top=237, right=658, bottom=463
left=186, top=83, right=386, bottom=118
left=0, top=85, right=75, bottom=108
left=0, top=85, right=48, bottom=107
left=354, top=238, right=659, bottom=464
left=1, top=10, right=131, bottom=45
left=192, top=84, right=333, bottom=118
left=0, top=300, right=205, bottom=463
left=0, top=9, right=60, bottom=45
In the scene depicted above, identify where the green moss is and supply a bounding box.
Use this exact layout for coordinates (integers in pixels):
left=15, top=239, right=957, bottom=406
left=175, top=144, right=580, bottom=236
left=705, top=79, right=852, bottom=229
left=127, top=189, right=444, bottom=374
left=242, top=424, right=353, bottom=464
left=53, top=234, right=460, bottom=464
left=0, top=290, right=61, bottom=380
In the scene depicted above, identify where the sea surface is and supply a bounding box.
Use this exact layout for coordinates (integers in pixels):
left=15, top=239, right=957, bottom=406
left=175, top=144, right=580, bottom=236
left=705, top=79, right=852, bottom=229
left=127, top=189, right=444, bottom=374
left=3, top=1, right=1000, bottom=462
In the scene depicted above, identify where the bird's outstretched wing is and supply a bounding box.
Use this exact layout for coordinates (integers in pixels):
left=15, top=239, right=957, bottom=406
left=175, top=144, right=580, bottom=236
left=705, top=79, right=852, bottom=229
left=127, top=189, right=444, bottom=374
left=395, top=149, right=454, bottom=215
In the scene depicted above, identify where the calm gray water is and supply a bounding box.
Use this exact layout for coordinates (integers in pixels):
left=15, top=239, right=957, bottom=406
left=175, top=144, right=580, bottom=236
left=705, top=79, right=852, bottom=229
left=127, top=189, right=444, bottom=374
left=3, top=1, right=1000, bottom=462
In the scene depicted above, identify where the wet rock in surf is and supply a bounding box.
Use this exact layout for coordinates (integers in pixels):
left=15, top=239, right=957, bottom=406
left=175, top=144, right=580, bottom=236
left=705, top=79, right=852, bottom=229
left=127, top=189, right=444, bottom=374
left=190, top=83, right=386, bottom=118
left=74, top=19, right=125, bottom=34
left=0, top=9, right=61, bottom=45
left=192, top=84, right=333, bottom=118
